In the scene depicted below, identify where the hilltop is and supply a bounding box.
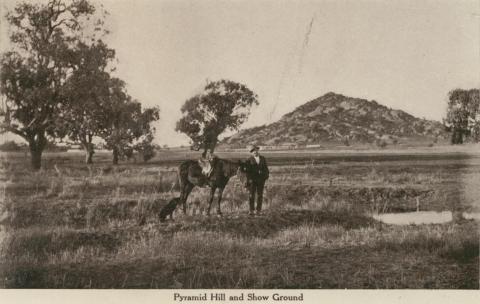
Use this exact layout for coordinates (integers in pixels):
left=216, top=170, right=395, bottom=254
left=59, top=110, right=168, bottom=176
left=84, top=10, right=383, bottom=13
left=223, top=92, right=447, bottom=148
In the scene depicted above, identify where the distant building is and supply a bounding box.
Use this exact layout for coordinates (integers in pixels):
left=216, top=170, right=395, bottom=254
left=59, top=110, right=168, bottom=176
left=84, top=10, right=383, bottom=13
left=278, top=143, right=296, bottom=150
left=258, top=145, right=276, bottom=150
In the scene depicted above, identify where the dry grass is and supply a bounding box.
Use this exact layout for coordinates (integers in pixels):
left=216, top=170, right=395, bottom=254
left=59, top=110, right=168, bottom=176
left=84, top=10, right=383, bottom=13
left=0, top=151, right=478, bottom=288
left=1, top=220, right=477, bottom=288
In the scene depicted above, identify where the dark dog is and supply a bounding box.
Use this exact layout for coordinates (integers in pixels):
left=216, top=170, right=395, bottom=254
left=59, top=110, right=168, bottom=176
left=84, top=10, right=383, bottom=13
left=159, top=197, right=180, bottom=222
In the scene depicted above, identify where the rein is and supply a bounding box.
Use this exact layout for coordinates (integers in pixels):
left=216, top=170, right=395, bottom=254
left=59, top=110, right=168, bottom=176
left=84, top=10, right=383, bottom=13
left=221, top=159, right=240, bottom=178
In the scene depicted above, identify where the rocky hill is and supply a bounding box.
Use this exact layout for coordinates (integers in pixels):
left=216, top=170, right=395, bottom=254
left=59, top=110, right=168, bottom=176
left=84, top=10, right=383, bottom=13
left=223, top=92, right=447, bottom=148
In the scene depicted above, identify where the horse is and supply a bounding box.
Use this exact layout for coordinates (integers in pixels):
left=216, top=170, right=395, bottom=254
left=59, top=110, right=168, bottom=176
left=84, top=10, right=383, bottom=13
left=177, top=158, right=248, bottom=216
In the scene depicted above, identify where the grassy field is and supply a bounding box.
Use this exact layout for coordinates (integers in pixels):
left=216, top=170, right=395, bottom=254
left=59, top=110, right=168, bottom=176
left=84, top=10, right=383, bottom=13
left=0, top=148, right=479, bottom=288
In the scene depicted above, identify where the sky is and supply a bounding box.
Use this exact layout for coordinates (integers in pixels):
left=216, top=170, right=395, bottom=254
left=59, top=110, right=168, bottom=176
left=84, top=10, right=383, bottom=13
left=1, top=0, right=479, bottom=146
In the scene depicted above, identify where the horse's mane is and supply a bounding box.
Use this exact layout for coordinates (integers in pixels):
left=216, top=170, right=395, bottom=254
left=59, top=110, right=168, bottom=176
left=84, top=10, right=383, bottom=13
left=179, top=157, right=240, bottom=179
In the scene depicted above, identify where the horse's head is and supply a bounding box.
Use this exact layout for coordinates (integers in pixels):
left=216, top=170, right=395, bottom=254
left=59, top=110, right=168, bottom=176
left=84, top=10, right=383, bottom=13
left=236, top=160, right=249, bottom=184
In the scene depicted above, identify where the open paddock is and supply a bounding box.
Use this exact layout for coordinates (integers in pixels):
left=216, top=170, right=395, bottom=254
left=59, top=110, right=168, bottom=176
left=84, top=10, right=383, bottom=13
left=0, top=148, right=478, bottom=288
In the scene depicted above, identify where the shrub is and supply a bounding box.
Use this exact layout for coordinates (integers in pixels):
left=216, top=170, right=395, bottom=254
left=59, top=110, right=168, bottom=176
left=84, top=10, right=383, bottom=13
left=135, top=143, right=157, bottom=162
left=375, top=139, right=388, bottom=148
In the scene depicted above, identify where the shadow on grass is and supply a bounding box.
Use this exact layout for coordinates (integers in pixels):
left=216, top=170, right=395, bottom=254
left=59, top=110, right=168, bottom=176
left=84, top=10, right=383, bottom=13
left=2, top=238, right=477, bottom=289
left=2, top=216, right=478, bottom=289
left=4, top=230, right=121, bottom=259
left=156, top=209, right=378, bottom=238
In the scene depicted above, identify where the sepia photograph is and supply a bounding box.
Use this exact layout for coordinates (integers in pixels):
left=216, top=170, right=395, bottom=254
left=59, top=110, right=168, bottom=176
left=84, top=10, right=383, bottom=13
left=0, top=0, right=479, bottom=298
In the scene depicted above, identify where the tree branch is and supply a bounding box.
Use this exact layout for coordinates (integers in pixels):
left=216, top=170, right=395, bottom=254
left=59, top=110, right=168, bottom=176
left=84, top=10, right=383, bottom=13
left=0, top=123, right=27, bottom=139
left=50, top=18, right=68, bottom=31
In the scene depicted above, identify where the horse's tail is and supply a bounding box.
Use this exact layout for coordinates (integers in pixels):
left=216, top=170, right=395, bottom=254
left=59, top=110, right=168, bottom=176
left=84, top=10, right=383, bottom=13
left=169, top=167, right=182, bottom=193
left=168, top=174, right=181, bottom=193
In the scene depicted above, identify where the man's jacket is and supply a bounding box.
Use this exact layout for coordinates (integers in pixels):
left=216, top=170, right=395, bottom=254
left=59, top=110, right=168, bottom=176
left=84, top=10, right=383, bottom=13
left=246, top=155, right=269, bottom=182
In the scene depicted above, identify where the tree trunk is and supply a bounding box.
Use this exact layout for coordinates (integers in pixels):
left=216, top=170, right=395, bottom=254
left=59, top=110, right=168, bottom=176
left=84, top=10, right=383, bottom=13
left=84, top=143, right=94, bottom=164
left=28, top=133, right=46, bottom=171
left=451, top=128, right=464, bottom=144
left=112, top=146, right=119, bottom=165
left=86, top=150, right=94, bottom=164
left=203, top=137, right=218, bottom=155
left=452, top=210, right=465, bottom=223
left=83, top=135, right=95, bottom=164
left=30, top=147, right=42, bottom=170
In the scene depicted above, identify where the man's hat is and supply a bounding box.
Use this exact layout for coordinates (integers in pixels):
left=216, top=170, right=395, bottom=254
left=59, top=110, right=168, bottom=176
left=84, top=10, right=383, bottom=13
left=249, top=145, right=260, bottom=152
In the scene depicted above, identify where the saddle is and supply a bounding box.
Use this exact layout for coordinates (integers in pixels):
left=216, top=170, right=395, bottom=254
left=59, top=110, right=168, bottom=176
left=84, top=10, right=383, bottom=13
left=198, top=158, right=213, bottom=177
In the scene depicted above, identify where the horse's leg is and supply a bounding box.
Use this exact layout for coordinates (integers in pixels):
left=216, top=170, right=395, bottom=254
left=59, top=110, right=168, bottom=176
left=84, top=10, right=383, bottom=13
left=216, top=187, right=224, bottom=216
left=179, top=184, right=186, bottom=214
left=180, top=183, right=194, bottom=214
left=206, top=187, right=216, bottom=216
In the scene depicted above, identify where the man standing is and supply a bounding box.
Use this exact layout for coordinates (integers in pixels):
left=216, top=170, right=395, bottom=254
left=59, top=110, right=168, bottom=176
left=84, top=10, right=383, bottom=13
left=246, top=145, right=269, bottom=215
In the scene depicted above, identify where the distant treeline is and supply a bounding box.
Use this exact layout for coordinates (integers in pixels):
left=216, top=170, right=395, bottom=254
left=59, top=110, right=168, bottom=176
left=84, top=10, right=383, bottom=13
left=0, top=140, right=69, bottom=152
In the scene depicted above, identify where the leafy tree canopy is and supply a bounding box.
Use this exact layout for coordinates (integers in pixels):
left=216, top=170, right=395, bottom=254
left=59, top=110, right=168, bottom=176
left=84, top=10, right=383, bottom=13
left=56, top=40, right=116, bottom=163
left=0, top=0, right=107, bottom=169
left=99, top=78, right=160, bottom=164
left=444, top=88, right=479, bottom=144
left=176, top=79, right=258, bottom=153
